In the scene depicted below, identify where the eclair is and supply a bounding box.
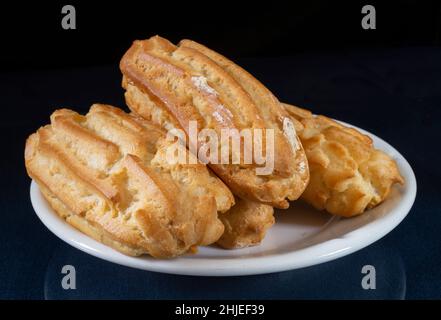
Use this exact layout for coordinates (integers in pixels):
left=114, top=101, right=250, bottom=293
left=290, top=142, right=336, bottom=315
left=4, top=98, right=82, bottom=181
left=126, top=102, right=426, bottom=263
left=217, top=197, right=274, bottom=249
left=120, top=36, right=309, bottom=208
left=25, top=104, right=234, bottom=257
left=283, top=103, right=404, bottom=217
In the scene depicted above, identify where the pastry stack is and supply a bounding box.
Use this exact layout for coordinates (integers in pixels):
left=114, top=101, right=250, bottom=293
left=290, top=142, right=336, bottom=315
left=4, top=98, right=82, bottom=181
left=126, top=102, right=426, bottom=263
left=25, top=36, right=404, bottom=258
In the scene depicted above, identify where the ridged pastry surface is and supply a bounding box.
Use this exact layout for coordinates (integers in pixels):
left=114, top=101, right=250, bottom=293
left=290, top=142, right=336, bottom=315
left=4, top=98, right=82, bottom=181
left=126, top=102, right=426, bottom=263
left=25, top=104, right=234, bottom=257
left=120, top=36, right=309, bottom=208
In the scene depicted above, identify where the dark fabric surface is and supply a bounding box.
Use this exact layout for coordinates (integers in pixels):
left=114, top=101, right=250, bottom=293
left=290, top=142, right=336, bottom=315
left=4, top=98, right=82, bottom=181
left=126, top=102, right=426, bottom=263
left=0, top=47, right=439, bottom=299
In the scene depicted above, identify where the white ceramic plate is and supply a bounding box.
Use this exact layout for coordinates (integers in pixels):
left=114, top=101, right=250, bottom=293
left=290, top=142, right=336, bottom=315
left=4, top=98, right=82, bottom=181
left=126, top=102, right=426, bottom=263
left=30, top=121, right=416, bottom=276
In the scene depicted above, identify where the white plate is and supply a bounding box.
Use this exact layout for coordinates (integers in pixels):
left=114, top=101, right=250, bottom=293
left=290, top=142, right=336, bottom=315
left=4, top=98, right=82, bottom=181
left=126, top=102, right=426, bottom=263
left=30, top=121, right=416, bottom=276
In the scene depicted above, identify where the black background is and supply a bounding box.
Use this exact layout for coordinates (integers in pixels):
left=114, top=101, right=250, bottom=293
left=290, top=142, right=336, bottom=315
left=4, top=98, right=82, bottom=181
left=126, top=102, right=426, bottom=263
left=1, top=1, right=440, bottom=70
left=1, top=1, right=441, bottom=299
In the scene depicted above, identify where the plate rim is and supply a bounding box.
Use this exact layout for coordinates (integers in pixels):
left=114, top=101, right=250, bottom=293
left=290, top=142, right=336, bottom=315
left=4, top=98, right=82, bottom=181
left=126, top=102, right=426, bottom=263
left=29, top=121, right=417, bottom=276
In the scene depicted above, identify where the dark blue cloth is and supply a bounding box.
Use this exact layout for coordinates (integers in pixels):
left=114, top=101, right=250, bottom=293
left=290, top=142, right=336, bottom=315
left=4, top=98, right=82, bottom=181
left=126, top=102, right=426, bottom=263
left=1, top=47, right=439, bottom=299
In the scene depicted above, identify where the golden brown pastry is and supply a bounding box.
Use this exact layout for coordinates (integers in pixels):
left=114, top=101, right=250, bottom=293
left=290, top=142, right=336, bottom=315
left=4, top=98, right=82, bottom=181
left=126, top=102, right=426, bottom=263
left=120, top=35, right=309, bottom=209
left=217, top=197, right=274, bottom=249
left=283, top=103, right=404, bottom=217
left=25, top=104, right=234, bottom=258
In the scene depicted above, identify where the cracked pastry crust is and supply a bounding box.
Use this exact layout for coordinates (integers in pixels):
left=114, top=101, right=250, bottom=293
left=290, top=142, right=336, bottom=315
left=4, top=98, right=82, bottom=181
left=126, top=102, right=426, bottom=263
left=283, top=103, right=404, bottom=217
left=25, top=104, right=234, bottom=258
left=217, top=197, right=274, bottom=249
left=120, top=35, right=309, bottom=209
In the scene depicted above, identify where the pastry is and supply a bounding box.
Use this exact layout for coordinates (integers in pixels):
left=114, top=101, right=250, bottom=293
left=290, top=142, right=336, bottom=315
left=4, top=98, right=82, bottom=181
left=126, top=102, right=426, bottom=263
left=283, top=103, right=404, bottom=217
left=120, top=36, right=309, bottom=208
left=25, top=104, right=234, bottom=258
left=217, top=197, right=274, bottom=249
